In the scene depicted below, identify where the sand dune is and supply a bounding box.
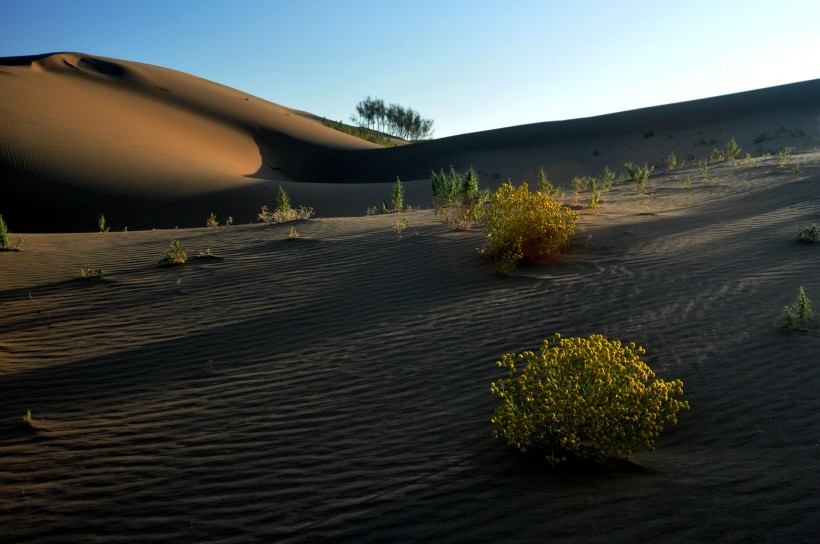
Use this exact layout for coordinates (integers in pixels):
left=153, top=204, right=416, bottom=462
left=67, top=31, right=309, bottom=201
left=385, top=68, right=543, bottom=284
left=2, top=52, right=820, bottom=542
left=2, top=52, right=819, bottom=230
left=2, top=152, right=819, bottom=541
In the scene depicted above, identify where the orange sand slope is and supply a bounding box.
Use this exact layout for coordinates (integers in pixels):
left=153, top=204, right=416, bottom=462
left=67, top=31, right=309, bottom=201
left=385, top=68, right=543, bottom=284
left=2, top=52, right=820, bottom=231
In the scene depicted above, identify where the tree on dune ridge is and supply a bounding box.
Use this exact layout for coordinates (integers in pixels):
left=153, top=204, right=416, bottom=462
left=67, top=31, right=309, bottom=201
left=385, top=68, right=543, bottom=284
left=352, top=96, right=434, bottom=140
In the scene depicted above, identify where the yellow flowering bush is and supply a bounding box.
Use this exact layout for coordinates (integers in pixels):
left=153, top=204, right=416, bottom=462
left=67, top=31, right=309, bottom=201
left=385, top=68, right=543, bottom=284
left=483, top=182, right=577, bottom=275
left=490, top=333, right=689, bottom=464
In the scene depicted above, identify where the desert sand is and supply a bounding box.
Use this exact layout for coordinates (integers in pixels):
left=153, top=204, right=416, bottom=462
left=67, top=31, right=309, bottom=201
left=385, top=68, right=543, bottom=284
left=1, top=53, right=819, bottom=542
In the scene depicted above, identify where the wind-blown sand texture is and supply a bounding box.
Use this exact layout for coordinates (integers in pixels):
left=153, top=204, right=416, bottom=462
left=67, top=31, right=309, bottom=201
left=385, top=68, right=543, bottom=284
left=2, top=53, right=820, bottom=542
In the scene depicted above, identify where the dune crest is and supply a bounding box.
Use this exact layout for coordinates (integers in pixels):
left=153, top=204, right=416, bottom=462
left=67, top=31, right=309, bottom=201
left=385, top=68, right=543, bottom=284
left=1, top=52, right=819, bottom=231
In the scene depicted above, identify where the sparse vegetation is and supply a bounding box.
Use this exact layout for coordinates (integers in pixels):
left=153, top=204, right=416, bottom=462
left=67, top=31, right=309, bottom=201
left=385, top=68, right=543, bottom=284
left=392, top=217, right=408, bottom=240
left=724, top=137, right=741, bottom=161
left=391, top=177, right=405, bottom=213
left=259, top=186, right=314, bottom=224
left=98, top=213, right=109, bottom=233
left=22, top=409, right=32, bottom=425
left=664, top=151, right=677, bottom=171
left=288, top=226, right=299, bottom=240
left=80, top=265, right=103, bottom=279
left=490, top=333, right=689, bottom=464
left=710, top=147, right=725, bottom=163
left=777, top=146, right=795, bottom=167
left=482, top=182, right=577, bottom=275
left=0, top=214, right=8, bottom=250
left=158, top=240, right=188, bottom=266
left=782, top=286, right=815, bottom=331
left=695, top=158, right=709, bottom=178
left=795, top=224, right=819, bottom=243
left=624, top=162, right=654, bottom=193
left=536, top=168, right=563, bottom=197
left=322, top=118, right=397, bottom=147
left=206, top=212, right=219, bottom=228
left=431, top=167, right=489, bottom=230
left=753, top=132, right=770, bottom=144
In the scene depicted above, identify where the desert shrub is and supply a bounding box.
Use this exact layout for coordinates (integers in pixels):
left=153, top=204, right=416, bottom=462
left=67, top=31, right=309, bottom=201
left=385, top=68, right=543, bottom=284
left=259, top=186, right=314, bottom=224
left=98, top=213, right=109, bottom=233
left=724, top=137, right=741, bottom=160
left=777, top=146, right=795, bottom=167
left=206, top=212, right=219, bottom=228
left=431, top=167, right=489, bottom=230
left=624, top=162, right=654, bottom=192
left=571, top=176, right=591, bottom=193
left=277, top=185, right=291, bottom=217
left=391, top=177, right=405, bottom=212
left=431, top=166, right=461, bottom=212
left=490, top=333, right=690, bottom=464
left=483, top=182, right=577, bottom=275
left=600, top=166, right=615, bottom=191
left=782, top=286, right=815, bottom=330
left=0, top=214, right=8, bottom=250
left=695, top=158, right=709, bottom=178
left=537, top=168, right=564, bottom=197
left=158, top=240, right=187, bottom=266
left=753, top=132, right=770, bottom=143
left=710, top=147, right=725, bottom=163
left=287, top=226, right=299, bottom=240
left=664, top=151, right=677, bottom=171
left=795, top=224, right=819, bottom=243
left=392, top=217, right=408, bottom=240
left=80, top=265, right=103, bottom=279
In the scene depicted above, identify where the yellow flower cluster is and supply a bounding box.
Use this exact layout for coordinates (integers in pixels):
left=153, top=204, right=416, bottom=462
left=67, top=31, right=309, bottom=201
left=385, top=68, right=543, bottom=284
left=483, top=182, right=578, bottom=275
left=490, top=333, right=690, bottom=464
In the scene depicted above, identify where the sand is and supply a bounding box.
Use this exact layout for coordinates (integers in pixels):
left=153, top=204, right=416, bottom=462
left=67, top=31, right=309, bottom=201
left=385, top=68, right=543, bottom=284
left=1, top=53, right=819, bottom=542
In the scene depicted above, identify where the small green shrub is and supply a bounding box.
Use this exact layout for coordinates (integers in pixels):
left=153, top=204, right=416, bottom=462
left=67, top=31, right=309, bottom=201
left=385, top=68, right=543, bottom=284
left=391, top=177, right=405, bottom=213
left=258, top=187, right=314, bottom=224
left=795, top=224, right=819, bottom=243
left=490, top=333, right=689, bottom=464
left=710, top=147, right=725, bottom=163
left=431, top=167, right=488, bottom=230
left=206, top=212, right=219, bottom=228
left=277, top=185, right=292, bottom=217
left=0, top=214, right=8, bottom=250
left=22, top=409, right=32, bottom=424
left=724, top=137, right=741, bottom=160
left=753, top=132, right=770, bottom=144
left=782, top=286, right=815, bottom=330
left=571, top=176, right=590, bottom=193
left=624, top=162, right=654, bottom=192
left=696, top=158, right=709, bottom=178
left=537, top=168, right=563, bottom=197
left=777, top=146, right=795, bottom=167
left=80, top=265, right=103, bottom=279
left=98, top=213, right=109, bottom=233
left=664, top=151, right=677, bottom=171
left=287, top=226, right=299, bottom=240
left=393, top=217, right=408, bottom=240
left=600, top=166, right=615, bottom=191
left=483, top=182, right=577, bottom=275
left=158, top=240, right=187, bottom=266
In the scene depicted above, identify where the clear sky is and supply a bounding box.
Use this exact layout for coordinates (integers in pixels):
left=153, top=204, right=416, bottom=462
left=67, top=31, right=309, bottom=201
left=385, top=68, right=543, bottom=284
left=2, top=0, right=818, bottom=138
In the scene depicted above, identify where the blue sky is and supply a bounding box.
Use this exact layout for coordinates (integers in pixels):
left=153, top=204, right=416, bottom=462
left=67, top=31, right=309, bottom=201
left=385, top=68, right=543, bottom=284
left=2, top=0, right=819, bottom=138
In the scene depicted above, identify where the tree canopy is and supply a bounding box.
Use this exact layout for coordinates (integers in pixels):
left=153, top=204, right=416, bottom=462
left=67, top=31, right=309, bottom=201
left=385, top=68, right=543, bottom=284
left=352, top=96, right=434, bottom=141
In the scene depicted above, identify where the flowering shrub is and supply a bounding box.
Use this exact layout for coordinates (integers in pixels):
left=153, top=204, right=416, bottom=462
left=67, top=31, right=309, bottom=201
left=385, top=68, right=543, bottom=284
left=483, top=182, right=577, bottom=274
left=490, top=333, right=690, bottom=464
